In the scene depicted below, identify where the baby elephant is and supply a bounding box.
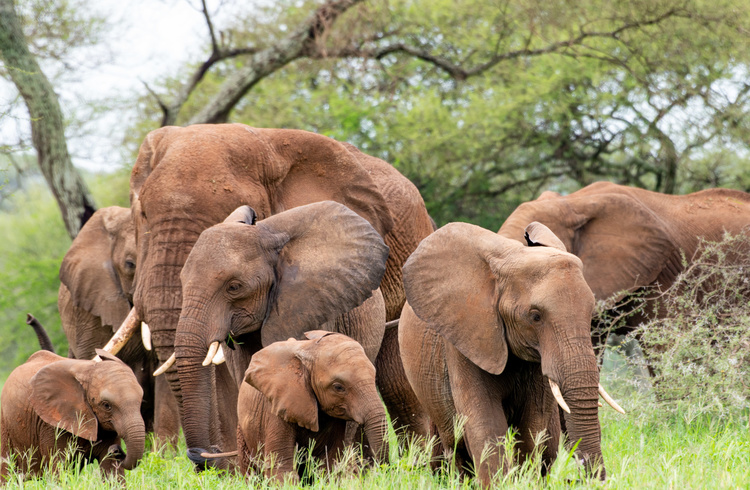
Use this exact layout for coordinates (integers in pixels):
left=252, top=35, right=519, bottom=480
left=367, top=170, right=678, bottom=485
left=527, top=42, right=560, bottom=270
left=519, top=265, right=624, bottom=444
left=0, top=349, right=145, bottom=481
left=237, top=331, right=389, bottom=482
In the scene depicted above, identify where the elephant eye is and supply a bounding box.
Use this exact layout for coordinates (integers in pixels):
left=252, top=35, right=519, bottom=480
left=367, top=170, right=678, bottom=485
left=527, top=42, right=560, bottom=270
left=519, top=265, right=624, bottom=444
left=530, top=310, right=543, bottom=323
left=226, top=281, right=243, bottom=294
left=332, top=382, right=346, bottom=394
left=101, top=400, right=112, bottom=411
left=124, top=259, right=135, bottom=270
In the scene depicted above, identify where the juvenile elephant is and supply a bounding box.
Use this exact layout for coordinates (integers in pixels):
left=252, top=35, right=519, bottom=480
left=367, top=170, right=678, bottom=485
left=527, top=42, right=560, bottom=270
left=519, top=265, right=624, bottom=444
left=128, top=124, right=432, bottom=465
left=174, top=201, right=389, bottom=467
left=0, top=349, right=145, bottom=480
left=58, top=206, right=178, bottom=442
left=237, top=331, right=389, bottom=482
left=498, top=181, right=750, bottom=346
left=399, top=222, right=612, bottom=486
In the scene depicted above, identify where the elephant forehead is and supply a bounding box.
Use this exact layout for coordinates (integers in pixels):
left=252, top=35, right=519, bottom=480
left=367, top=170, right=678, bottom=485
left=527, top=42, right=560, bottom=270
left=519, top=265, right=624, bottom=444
left=317, top=342, right=373, bottom=370
left=519, top=246, right=584, bottom=271
left=91, top=366, right=143, bottom=396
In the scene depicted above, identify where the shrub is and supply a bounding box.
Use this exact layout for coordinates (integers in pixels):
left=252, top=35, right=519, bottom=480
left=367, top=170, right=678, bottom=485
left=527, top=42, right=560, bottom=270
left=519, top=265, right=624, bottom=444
left=598, top=231, right=750, bottom=416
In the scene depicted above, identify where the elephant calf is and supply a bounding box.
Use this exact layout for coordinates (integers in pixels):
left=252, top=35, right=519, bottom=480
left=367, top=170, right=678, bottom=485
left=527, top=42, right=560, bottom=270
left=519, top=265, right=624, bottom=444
left=0, top=349, right=145, bottom=481
left=236, top=331, right=389, bottom=482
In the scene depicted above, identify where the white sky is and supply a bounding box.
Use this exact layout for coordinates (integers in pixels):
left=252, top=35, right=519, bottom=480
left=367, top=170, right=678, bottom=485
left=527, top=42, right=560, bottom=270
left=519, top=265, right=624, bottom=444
left=1, top=0, right=217, bottom=172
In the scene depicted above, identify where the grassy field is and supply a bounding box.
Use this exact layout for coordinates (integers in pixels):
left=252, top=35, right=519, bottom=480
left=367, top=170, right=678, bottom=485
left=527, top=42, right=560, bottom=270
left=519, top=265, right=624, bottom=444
left=2, top=351, right=748, bottom=489
left=1, top=176, right=748, bottom=488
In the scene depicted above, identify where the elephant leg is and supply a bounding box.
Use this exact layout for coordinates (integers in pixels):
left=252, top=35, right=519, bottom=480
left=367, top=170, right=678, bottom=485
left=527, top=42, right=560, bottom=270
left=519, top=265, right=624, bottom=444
left=154, top=374, right=181, bottom=447
left=376, top=327, right=430, bottom=437
left=511, top=368, right=560, bottom=473
left=444, top=342, right=509, bottom=487
left=259, top=412, right=297, bottom=482
left=398, top=303, right=453, bottom=445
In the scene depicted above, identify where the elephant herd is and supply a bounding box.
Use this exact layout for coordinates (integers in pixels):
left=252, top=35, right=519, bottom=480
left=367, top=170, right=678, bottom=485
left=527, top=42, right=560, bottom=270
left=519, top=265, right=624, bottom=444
left=2, top=123, right=750, bottom=485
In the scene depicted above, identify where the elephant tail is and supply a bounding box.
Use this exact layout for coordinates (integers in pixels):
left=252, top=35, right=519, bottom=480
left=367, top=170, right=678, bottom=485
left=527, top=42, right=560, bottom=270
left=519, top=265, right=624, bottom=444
left=26, top=314, right=55, bottom=353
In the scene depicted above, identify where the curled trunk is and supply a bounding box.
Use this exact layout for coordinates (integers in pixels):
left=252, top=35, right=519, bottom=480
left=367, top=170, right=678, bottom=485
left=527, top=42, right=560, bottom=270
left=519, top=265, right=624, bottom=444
left=118, top=417, right=146, bottom=471
left=362, top=402, right=389, bottom=464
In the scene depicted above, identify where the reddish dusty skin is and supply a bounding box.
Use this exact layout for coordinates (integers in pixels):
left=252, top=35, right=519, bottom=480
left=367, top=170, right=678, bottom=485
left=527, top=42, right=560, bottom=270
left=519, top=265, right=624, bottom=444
left=1, top=350, right=145, bottom=481
left=498, top=182, right=750, bottom=345
left=399, top=222, right=605, bottom=486
left=128, top=124, right=432, bottom=468
left=236, top=332, right=388, bottom=482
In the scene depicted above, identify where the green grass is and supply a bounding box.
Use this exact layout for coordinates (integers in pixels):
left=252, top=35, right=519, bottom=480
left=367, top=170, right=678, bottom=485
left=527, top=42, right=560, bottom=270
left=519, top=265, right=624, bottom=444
left=3, top=353, right=749, bottom=489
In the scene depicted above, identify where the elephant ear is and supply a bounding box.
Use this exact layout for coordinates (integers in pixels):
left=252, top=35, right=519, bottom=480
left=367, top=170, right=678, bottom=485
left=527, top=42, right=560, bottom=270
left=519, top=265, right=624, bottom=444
left=257, top=201, right=389, bottom=346
left=59, top=207, right=131, bottom=329
left=565, top=193, right=677, bottom=299
left=29, top=359, right=98, bottom=441
left=224, top=205, right=257, bottom=225
left=244, top=339, right=319, bottom=431
left=524, top=221, right=567, bottom=252
left=403, top=222, right=515, bottom=375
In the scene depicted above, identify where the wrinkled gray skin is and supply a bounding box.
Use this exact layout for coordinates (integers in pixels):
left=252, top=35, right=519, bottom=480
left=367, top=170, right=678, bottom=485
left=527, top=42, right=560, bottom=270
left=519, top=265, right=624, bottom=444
left=58, top=206, right=179, bottom=443
left=175, top=201, right=389, bottom=469
left=0, top=350, right=145, bottom=481
left=399, top=222, right=604, bottom=486
left=238, top=331, right=389, bottom=482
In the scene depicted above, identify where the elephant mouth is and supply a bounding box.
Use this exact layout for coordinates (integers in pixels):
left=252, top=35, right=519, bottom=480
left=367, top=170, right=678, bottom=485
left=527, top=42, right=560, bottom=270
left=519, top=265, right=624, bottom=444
left=106, top=444, right=126, bottom=462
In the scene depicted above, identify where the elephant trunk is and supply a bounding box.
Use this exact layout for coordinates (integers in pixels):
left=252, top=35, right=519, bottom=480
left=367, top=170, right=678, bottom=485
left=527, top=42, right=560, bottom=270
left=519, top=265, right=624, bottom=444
left=361, top=400, right=389, bottom=464
left=558, top=355, right=605, bottom=479
left=118, top=416, right=146, bottom=471
left=175, top=312, right=224, bottom=470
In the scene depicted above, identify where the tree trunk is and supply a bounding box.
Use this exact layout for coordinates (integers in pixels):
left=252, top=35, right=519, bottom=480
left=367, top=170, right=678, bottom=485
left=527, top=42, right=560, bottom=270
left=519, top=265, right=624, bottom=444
left=0, top=0, right=96, bottom=239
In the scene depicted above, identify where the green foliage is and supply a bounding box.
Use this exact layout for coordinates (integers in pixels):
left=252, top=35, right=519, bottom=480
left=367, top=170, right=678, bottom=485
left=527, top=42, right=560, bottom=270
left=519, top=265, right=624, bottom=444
left=0, top=169, right=129, bottom=381
left=130, top=0, right=750, bottom=228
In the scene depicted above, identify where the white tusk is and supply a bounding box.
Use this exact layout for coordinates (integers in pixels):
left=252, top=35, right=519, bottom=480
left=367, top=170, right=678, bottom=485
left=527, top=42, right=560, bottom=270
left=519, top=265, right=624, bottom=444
left=203, top=342, right=219, bottom=367
left=153, top=353, right=176, bottom=376
left=212, top=345, right=225, bottom=365
left=548, top=379, right=571, bottom=414
left=94, top=307, right=139, bottom=361
left=598, top=401, right=603, bottom=407
left=141, top=323, right=152, bottom=351
left=598, top=384, right=626, bottom=414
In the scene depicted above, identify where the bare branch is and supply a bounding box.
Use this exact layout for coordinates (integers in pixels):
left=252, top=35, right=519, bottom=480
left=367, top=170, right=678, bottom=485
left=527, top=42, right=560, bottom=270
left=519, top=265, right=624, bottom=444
left=141, top=79, right=170, bottom=127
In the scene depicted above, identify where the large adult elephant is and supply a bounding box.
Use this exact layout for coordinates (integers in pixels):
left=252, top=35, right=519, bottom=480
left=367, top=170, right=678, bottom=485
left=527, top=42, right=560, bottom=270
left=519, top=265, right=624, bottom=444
left=399, top=222, right=610, bottom=486
left=58, top=206, right=179, bottom=442
left=498, top=181, right=750, bottom=345
left=129, top=124, right=433, bottom=465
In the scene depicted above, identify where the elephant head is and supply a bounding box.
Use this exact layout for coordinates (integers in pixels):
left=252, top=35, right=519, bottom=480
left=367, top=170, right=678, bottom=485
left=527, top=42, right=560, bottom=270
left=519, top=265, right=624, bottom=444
left=244, top=331, right=389, bottom=461
left=403, top=221, right=605, bottom=477
left=29, top=349, right=145, bottom=470
left=174, top=200, right=389, bottom=464
left=59, top=206, right=136, bottom=330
